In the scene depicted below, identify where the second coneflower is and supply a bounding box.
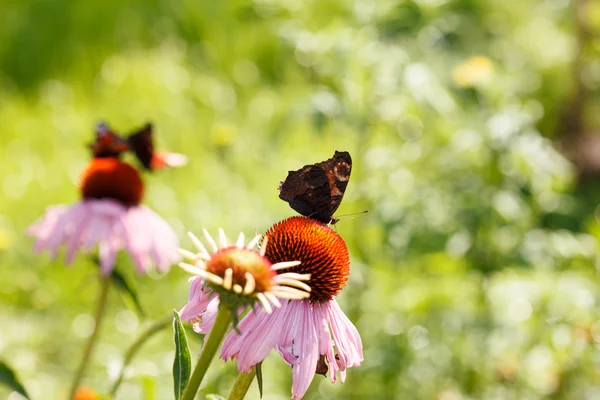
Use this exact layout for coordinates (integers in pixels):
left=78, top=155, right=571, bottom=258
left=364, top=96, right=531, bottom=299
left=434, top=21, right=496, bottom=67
left=27, top=122, right=186, bottom=399
left=28, top=122, right=183, bottom=275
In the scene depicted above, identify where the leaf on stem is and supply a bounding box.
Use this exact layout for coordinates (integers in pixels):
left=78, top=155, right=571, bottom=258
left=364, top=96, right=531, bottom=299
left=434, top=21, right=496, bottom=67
left=256, top=362, right=264, bottom=398
left=0, top=361, right=30, bottom=399
left=110, top=268, right=145, bottom=316
left=172, top=310, right=191, bottom=400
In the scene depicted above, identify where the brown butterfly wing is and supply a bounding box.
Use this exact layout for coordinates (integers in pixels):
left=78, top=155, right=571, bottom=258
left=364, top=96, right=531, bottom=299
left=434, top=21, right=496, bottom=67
left=278, top=151, right=352, bottom=223
left=127, top=123, right=154, bottom=170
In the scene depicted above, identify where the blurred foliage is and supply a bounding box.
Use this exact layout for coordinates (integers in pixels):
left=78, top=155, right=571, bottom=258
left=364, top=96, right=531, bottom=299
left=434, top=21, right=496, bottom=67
left=2, top=0, right=600, bottom=399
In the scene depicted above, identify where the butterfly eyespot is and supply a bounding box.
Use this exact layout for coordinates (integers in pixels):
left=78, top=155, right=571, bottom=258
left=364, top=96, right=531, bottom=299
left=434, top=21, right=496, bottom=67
left=333, top=164, right=350, bottom=181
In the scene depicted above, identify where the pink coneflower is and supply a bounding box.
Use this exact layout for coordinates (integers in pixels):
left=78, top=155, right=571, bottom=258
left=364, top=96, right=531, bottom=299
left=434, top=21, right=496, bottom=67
left=179, top=228, right=312, bottom=324
left=28, top=155, right=181, bottom=275
left=182, top=216, right=363, bottom=399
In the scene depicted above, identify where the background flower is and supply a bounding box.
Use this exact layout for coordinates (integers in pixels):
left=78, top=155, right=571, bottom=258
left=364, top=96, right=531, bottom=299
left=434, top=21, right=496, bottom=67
left=28, top=130, right=181, bottom=275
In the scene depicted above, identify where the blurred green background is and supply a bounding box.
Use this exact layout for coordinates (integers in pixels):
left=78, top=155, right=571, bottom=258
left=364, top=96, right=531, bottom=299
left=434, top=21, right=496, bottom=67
left=2, top=0, right=600, bottom=399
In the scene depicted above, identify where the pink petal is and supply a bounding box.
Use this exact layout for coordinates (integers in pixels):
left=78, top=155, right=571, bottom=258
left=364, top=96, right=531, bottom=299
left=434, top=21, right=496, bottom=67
left=144, top=208, right=179, bottom=271
left=220, top=307, right=263, bottom=361
left=120, top=208, right=152, bottom=273
left=324, top=299, right=363, bottom=374
left=99, top=241, right=117, bottom=275
left=120, top=206, right=179, bottom=274
left=82, top=212, right=111, bottom=251
left=28, top=199, right=178, bottom=275
left=237, top=306, right=288, bottom=371
left=179, top=278, right=220, bottom=332
left=192, top=296, right=220, bottom=333
left=64, top=207, right=92, bottom=263
left=275, top=301, right=305, bottom=366
left=39, top=204, right=81, bottom=254
left=290, top=301, right=319, bottom=400
left=220, top=303, right=288, bottom=372
left=312, top=302, right=339, bottom=383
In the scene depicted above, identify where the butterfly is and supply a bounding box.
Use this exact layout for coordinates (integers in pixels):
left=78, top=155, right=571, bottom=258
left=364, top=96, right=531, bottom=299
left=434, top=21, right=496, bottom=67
left=90, top=122, right=187, bottom=170
left=278, top=151, right=352, bottom=224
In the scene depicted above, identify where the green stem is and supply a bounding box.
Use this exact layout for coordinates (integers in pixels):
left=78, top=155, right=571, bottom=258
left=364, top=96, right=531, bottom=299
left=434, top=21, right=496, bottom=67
left=68, top=275, right=111, bottom=399
left=181, top=306, right=232, bottom=400
left=227, top=368, right=256, bottom=400
left=108, top=314, right=172, bottom=396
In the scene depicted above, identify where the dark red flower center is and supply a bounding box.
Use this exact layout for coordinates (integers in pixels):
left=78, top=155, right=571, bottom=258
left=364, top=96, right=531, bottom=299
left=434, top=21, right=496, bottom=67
left=264, top=216, right=350, bottom=303
left=80, top=158, right=144, bottom=207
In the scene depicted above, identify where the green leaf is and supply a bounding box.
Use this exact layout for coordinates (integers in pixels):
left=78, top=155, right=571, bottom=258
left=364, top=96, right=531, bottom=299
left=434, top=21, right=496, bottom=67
left=110, top=268, right=145, bottom=316
left=0, top=361, right=30, bottom=399
left=256, top=362, right=263, bottom=398
left=172, top=310, right=191, bottom=400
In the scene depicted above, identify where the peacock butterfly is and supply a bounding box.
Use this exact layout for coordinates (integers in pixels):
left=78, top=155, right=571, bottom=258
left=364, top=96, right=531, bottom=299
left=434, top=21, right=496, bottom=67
left=278, top=151, right=352, bottom=224
left=90, top=122, right=187, bottom=170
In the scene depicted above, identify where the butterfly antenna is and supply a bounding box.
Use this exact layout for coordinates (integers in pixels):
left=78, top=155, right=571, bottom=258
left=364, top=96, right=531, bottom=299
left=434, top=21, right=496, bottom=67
left=334, top=210, right=369, bottom=220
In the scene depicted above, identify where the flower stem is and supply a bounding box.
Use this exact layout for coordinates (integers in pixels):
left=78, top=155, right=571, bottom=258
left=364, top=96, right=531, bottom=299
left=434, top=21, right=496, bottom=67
left=227, top=368, right=256, bottom=400
left=108, top=314, right=172, bottom=396
left=181, top=306, right=232, bottom=400
left=68, top=275, right=110, bottom=399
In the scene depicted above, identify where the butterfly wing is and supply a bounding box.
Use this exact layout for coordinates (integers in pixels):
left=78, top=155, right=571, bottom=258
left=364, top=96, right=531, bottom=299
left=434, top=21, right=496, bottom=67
left=150, top=151, right=188, bottom=169
left=126, top=123, right=154, bottom=170
left=126, top=123, right=188, bottom=170
left=90, top=122, right=128, bottom=158
left=278, top=151, right=352, bottom=223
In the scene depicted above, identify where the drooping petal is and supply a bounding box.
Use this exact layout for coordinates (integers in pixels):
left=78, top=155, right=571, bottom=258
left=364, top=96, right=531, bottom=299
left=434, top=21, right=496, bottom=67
left=64, top=206, right=92, bottom=263
left=28, top=199, right=179, bottom=275
left=121, top=206, right=153, bottom=273
left=221, top=303, right=289, bottom=372
left=289, top=301, right=319, bottom=400
left=276, top=300, right=305, bottom=366
left=220, top=306, right=267, bottom=361
left=242, top=305, right=289, bottom=371
left=192, top=295, right=220, bottom=333
left=143, top=206, right=180, bottom=270
left=179, top=277, right=220, bottom=333
left=81, top=211, right=110, bottom=251
left=98, top=240, right=117, bottom=275
left=324, top=299, right=363, bottom=375
left=45, top=204, right=86, bottom=256
left=312, top=302, right=340, bottom=383
left=29, top=205, right=70, bottom=252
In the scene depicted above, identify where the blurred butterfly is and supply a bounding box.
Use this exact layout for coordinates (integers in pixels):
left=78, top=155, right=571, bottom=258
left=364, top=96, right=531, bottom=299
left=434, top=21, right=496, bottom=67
left=278, top=151, right=352, bottom=224
left=90, top=122, right=187, bottom=170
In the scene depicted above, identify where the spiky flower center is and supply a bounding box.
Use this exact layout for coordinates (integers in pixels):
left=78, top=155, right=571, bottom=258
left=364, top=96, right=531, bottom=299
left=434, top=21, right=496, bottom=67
left=80, top=158, right=144, bottom=206
left=206, top=247, right=275, bottom=293
left=264, top=216, right=350, bottom=303
left=179, top=229, right=310, bottom=314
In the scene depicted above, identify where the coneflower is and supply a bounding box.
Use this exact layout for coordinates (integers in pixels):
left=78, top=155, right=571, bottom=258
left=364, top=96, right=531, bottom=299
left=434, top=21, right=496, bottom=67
left=28, top=123, right=183, bottom=275
left=182, top=216, right=363, bottom=399
left=179, top=228, right=311, bottom=324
